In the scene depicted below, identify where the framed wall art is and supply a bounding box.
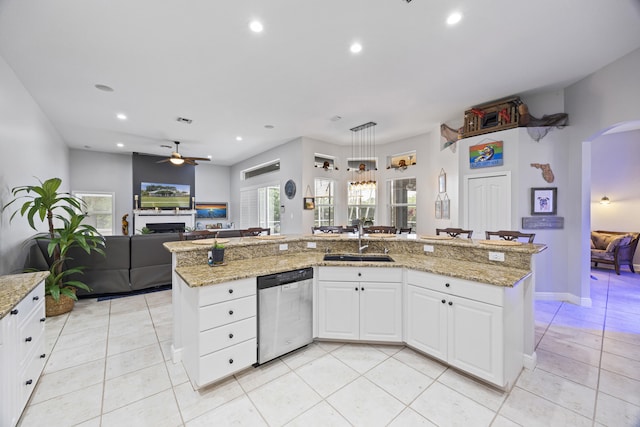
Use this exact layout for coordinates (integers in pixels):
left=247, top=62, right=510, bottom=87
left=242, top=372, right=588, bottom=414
left=195, top=202, right=228, bottom=219
left=435, top=195, right=442, bottom=219
left=438, top=169, right=446, bottom=193
left=530, top=187, right=557, bottom=215
left=469, top=140, right=503, bottom=169
left=442, top=194, right=450, bottom=219
left=303, top=197, right=315, bottom=210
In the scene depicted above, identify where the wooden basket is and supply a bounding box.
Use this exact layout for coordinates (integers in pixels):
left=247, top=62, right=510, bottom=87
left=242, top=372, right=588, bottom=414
left=45, top=289, right=76, bottom=317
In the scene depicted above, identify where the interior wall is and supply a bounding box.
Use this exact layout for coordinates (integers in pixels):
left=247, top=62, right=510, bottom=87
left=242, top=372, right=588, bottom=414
left=590, top=129, right=640, bottom=266
left=195, top=163, right=232, bottom=228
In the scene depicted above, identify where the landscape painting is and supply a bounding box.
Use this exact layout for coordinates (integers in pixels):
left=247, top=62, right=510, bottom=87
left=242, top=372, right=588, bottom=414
left=196, top=203, right=228, bottom=219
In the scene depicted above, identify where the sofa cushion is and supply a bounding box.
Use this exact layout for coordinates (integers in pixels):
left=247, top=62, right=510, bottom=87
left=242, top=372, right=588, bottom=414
left=590, top=239, right=595, bottom=249
left=591, top=231, right=613, bottom=250
left=605, top=234, right=632, bottom=253
left=130, top=233, right=179, bottom=291
left=591, top=249, right=614, bottom=261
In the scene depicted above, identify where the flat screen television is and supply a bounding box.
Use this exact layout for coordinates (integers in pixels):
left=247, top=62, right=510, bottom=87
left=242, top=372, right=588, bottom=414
left=140, top=182, right=191, bottom=209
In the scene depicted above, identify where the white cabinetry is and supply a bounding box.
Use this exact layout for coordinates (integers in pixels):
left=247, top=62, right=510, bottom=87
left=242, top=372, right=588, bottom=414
left=318, top=267, right=402, bottom=342
left=405, top=270, right=522, bottom=388
left=0, top=280, right=46, bottom=427
left=179, top=276, right=256, bottom=388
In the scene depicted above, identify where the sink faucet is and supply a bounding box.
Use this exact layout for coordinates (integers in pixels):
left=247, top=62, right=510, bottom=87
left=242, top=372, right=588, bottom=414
left=358, top=223, right=368, bottom=254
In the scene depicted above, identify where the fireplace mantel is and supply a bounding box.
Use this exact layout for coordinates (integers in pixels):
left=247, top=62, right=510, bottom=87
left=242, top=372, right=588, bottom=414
left=133, top=210, right=196, bottom=234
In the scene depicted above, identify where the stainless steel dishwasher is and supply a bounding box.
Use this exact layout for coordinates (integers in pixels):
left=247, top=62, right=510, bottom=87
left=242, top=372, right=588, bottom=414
left=257, top=267, right=313, bottom=364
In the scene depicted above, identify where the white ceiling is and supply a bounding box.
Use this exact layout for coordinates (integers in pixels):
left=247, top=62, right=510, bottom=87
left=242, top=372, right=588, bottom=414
left=1, top=0, right=640, bottom=165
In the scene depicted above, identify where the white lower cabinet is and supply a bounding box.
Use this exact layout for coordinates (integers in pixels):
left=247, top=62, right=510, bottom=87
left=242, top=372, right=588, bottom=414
left=318, top=267, right=402, bottom=342
left=180, top=276, right=257, bottom=388
left=0, top=280, right=46, bottom=427
left=405, top=270, right=522, bottom=389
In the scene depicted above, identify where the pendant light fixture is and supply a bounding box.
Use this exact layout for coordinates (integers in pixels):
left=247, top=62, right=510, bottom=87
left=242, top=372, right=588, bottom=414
left=348, top=121, right=377, bottom=189
left=600, top=195, right=611, bottom=205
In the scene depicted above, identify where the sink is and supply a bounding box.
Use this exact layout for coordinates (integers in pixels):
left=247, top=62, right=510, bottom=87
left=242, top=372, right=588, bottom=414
left=323, top=254, right=394, bottom=262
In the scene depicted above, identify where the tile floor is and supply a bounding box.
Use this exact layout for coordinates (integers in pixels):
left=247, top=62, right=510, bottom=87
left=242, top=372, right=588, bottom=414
left=18, top=269, right=640, bottom=426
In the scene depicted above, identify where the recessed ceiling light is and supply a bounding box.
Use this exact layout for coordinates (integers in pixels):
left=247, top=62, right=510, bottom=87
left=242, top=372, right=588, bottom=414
left=116, top=142, right=124, bottom=148
left=350, top=42, right=363, bottom=54
left=264, top=125, right=274, bottom=129
left=116, top=113, right=127, bottom=120
left=236, top=136, right=243, bottom=141
left=249, top=20, right=263, bottom=33
left=94, top=84, right=114, bottom=92
left=446, top=12, right=462, bottom=25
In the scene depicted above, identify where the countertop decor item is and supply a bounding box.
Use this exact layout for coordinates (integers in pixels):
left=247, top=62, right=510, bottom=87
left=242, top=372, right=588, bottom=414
left=3, top=177, right=105, bottom=315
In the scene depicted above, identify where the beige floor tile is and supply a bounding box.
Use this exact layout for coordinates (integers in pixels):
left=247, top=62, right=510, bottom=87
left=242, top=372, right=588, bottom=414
left=31, top=358, right=105, bottom=404
left=173, top=375, right=244, bottom=422
left=392, top=347, right=448, bottom=379
left=280, top=342, right=327, bottom=370
left=186, top=395, right=267, bottom=427
left=515, top=368, right=596, bottom=418
left=599, top=369, right=640, bottom=407
left=537, top=333, right=602, bottom=367
left=313, top=340, right=345, bottom=352
left=410, top=382, right=496, bottom=427
left=437, top=369, right=507, bottom=411
left=18, top=383, right=103, bottom=427
left=52, top=324, right=109, bottom=351
left=535, top=349, right=600, bottom=389
left=286, top=401, right=351, bottom=427
left=165, top=359, right=190, bottom=386
left=370, top=343, right=405, bottom=356
left=595, top=391, right=640, bottom=426
left=106, top=327, right=159, bottom=356
left=388, top=408, right=437, bottom=426
left=331, top=343, right=389, bottom=374
left=295, top=353, right=359, bottom=398
left=234, top=358, right=291, bottom=392
left=601, top=352, right=640, bottom=381
left=328, top=377, right=405, bottom=427
left=546, top=323, right=603, bottom=350
left=105, top=342, right=164, bottom=379
left=101, top=389, right=183, bottom=427
left=102, top=362, right=172, bottom=413
left=555, top=303, right=606, bottom=324
left=490, top=415, right=522, bottom=427
left=248, top=371, right=322, bottom=426
left=109, top=294, right=149, bottom=314
left=44, top=339, right=107, bottom=374
left=500, top=387, right=592, bottom=427
left=603, top=336, right=640, bottom=361
left=73, top=417, right=101, bottom=427
left=145, top=289, right=172, bottom=307
left=365, top=357, right=434, bottom=405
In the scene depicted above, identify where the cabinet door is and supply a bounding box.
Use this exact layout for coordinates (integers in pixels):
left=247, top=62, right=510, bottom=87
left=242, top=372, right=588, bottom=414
left=359, top=282, right=402, bottom=342
left=405, top=285, right=447, bottom=360
left=318, top=281, right=359, bottom=340
left=447, top=296, right=503, bottom=385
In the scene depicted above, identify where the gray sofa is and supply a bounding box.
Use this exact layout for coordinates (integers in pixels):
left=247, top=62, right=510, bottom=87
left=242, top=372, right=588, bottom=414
left=25, top=233, right=179, bottom=296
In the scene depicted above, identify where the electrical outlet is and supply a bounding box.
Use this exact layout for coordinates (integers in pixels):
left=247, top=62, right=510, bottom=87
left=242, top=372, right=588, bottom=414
left=279, top=243, right=288, bottom=251
left=424, top=244, right=434, bottom=253
left=306, top=242, right=316, bottom=249
left=489, top=251, right=505, bottom=262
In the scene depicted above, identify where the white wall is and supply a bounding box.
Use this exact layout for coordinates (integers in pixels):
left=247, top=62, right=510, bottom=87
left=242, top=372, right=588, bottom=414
left=195, top=163, right=232, bottom=228
left=0, top=54, right=69, bottom=275
left=590, top=129, right=640, bottom=266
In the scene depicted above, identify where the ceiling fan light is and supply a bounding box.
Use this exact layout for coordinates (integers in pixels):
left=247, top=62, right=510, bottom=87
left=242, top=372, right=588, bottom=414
left=170, top=157, right=185, bottom=165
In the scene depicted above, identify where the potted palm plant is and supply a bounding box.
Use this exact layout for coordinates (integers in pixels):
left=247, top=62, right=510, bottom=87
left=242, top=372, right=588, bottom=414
left=3, top=177, right=105, bottom=316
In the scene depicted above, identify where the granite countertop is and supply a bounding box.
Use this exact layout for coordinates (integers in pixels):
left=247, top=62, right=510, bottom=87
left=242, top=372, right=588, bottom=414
left=176, top=252, right=531, bottom=289
left=0, top=271, right=49, bottom=319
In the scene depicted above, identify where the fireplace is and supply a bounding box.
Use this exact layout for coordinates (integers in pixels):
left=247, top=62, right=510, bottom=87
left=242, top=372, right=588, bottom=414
left=146, top=222, right=186, bottom=233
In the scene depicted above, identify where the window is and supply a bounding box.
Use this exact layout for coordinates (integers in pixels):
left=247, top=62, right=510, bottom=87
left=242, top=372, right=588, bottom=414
left=73, top=192, right=115, bottom=235
left=314, top=178, right=335, bottom=226
left=389, top=178, right=416, bottom=230
left=348, top=183, right=376, bottom=225
left=240, top=184, right=281, bottom=234
left=242, top=159, right=280, bottom=180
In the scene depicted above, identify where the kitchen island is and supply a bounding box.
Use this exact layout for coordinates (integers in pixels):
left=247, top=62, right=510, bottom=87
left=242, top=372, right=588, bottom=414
left=164, top=234, right=544, bottom=390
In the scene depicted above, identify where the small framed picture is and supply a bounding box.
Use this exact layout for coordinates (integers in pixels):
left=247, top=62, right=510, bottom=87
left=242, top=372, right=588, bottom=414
left=442, top=194, right=450, bottom=220
left=303, top=197, right=315, bottom=210
left=438, top=169, right=446, bottom=193
left=531, top=187, right=557, bottom=215
left=435, top=196, right=442, bottom=219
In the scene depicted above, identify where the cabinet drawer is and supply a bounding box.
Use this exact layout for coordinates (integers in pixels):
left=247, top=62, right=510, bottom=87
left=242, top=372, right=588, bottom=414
left=18, top=340, right=46, bottom=409
left=199, top=316, right=256, bottom=356
left=407, top=270, right=504, bottom=306
left=17, top=301, right=45, bottom=364
left=199, top=295, right=256, bottom=331
left=198, top=278, right=256, bottom=307
left=12, top=283, right=45, bottom=326
left=319, top=267, right=402, bottom=283
left=198, top=338, right=256, bottom=386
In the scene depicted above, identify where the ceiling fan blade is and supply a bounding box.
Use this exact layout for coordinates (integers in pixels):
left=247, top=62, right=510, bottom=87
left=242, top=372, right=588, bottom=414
left=184, top=156, right=210, bottom=161
left=156, top=159, right=171, bottom=163
left=184, top=159, right=197, bottom=165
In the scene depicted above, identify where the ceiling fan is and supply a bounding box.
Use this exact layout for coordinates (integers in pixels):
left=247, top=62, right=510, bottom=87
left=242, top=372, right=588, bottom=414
left=157, top=141, right=210, bottom=166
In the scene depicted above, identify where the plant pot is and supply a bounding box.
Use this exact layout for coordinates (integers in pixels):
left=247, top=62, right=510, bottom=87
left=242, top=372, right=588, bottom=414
left=212, top=248, right=225, bottom=265
left=45, top=288, right=76, bottom=317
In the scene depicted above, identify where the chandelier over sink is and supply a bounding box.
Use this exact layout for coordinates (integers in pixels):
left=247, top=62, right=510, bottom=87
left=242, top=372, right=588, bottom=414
left=347, top=121, right=378, bottom=189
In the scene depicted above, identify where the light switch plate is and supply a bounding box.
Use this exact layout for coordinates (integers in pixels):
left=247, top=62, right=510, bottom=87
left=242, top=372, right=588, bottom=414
left=489, top=251, right=505, bottom=262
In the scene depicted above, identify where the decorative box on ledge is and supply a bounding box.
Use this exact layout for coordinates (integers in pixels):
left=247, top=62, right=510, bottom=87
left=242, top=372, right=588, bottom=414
left=462, top=96, right=521, bottom=138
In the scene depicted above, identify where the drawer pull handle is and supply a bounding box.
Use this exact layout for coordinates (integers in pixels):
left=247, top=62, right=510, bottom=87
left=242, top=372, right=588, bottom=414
left=40, top=317, right=46, bottom=322
left=228, top=310, right=234, bottom=315
left=358, top=272, right=362, bottom=277
left=40, top=353, right=46, bottom=358
left=445, top=283, right=450, bottom=288
left=448, top=301, right=453, bottom=306
left=355, top=287, right=358, bottom=291
left=228, top=358, right=234, bottom=364
left=10, top=309, right=18, bottom=315
left=228, top=289, right=234, bottom=294
left=441, top=299, right=446, bottom=304
left=229, top=333, right=234, bottom=339
left=25, top=336, right=33, bottom=342
left=25, top=379, right=33, bottom=386
left=33, top=295, right=40, bottom=301
left=361, top=287, right=364, bottom=291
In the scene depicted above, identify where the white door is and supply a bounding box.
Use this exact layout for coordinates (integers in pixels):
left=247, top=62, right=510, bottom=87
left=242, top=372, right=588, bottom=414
left=465, top=173, right=510, bottom=239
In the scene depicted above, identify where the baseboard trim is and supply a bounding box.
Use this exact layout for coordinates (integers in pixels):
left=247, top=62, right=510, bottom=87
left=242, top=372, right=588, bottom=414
left=523, top=352, right=537, bottom=370
left=535, top=291, right=592, bottom=307
left=171, top=344, right=182, bottom=363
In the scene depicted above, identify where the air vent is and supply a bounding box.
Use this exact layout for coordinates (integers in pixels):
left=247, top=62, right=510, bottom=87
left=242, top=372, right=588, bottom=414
left=176, top=117, right=193, bottom=124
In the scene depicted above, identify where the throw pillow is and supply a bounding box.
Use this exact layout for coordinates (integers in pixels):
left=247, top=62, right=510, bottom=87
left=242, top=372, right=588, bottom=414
left=590, top=239, right=595, bottom=249
left=606, top=235, right=631, bottom=253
